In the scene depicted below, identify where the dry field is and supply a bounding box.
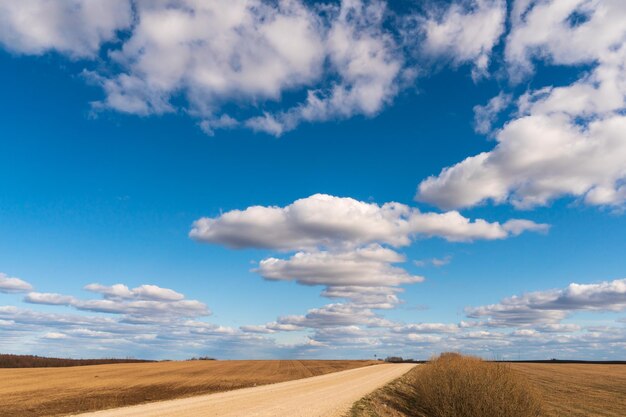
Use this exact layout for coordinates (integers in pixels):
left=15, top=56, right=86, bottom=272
left=0, top=359, right=377, bottom=417
left=510, top=363, right=626, bottom=417
left=351, top=356, right=626, bottom=417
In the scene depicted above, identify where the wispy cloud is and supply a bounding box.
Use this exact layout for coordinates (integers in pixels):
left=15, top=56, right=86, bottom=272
left=414, top=255, right=452, bottom=268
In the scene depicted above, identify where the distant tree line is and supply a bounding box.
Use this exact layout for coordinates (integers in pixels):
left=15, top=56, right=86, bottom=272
left=0, top=354, right=153, bottom=368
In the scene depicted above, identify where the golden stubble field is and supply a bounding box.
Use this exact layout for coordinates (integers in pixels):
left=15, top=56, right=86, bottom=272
left=510, top=363, right=626, bottom=417
left=0, top=359, right=377, bottom=417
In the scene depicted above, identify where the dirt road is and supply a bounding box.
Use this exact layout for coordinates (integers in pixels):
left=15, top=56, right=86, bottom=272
left=74, top=363, right=416, bottom=417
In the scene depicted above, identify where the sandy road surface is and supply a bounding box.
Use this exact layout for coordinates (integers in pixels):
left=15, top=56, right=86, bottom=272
left=74, top=363, right=416, bottom=417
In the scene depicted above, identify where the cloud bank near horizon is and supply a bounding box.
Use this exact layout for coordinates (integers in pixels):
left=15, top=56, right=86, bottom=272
left=3, top=272, right=626, bottom=360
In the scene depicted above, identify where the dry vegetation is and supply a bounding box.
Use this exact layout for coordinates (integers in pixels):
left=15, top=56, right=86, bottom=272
left=351, top=354, right=626, bottom=417
left=351, top=353, right=542, bottom=417
left=510, top=362, right=626, bottom=417
left=0, top=359, right=377, bottom=417
left=0, top=354, right=151, bottom=368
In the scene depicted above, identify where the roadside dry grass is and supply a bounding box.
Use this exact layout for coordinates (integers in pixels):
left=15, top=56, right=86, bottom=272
left=351, top=353, right=541, bottom=417
left=351, top=356, right=626, bottom=417
left=0, top=359, right=377, bottom=417
left=510, top=363, right=626, bottom=417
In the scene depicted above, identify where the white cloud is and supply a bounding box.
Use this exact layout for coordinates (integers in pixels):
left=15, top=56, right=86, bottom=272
left=418, top=0, right=506, bottom=79
left=505, top=0, right=626, bottom=76
left=62, top=0, right=403, bottom=136
left=191, top=194, right=548, bottom=250
left=414, top=255, right=452, bottom=268
left=0, top=0, right=413, bottom=136
left=193, top=194, right=546, bottom=315
left=473, top=92, right=512, bottom=135
left=393, top=322, right=459, bottom=334
left=0, top=0, right=132, bottom=57
left=536, top=323, right=581, bottom=333
left=466, top=278, right=626, bottom=326
left=42, top=332, right=67, bottom=340
left=257, top=245, right=422, bottom=288
left=321, top=286, right=403, bottom=310
left=85, top=283, right=184, bottom=301
left=417, top=0, right=626, bottom=210
left=5, top=277, right=626, bottom=360
left=25, top=283, right=209, bottom=319
left=0, top=273, right=33, bottom=293
left=417, top=110, right=626, bottom=210
left=24, top=292, right=77, bottom=306
left=93, top=0, right=325, bottom=118
left=274, top=302, right=393, bottom=329
left=198, top=115, right=239, bottom=136
left=256, top=246, right=419, bottom=310
left=246, top=0, right=403, bottom=135
left=0, top=302, right=278, bottom=360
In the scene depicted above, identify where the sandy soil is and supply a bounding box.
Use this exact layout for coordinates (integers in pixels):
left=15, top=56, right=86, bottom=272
left=73, top=363, right=416, bottom=417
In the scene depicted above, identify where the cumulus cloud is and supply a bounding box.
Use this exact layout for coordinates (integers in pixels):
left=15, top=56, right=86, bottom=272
left=418, top=106, right=626, bottom=210
left=321, top=286, right=403, bottom=310
left=190, top=194, right=548, bottom=250
left=25, top=283, right=209, bottom=319
left=256, top=246, right=420, bottom=310
left=273, top=303, right=394, bottom=329
left=0, top=0, right=409, bottom=135
left=392, top=322, right=459, bottom=334
left=417, top=0, right=626, bottom=210
left=193, top=194, right=546, bottom=318
left=92, top=0, right=326, bottom=117
left=505, top=0, right=626, bottom=76
left=466, top=278, right=626, bottom=326
left=0, top=0, right=132, bottom=57
left=0, top=273, right=33, bottom=294
left=79, top=0, right=404, bottom=135
left=418, top=0, right=506, bottom=79
left=84, top=283, right=184, bottom=301
left=257, top=245, right=422, bottom=288
left=245, top=0, right=403, bottom=135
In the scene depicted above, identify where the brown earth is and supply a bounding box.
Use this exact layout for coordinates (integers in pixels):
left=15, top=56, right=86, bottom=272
left=0, top=359, right=377, bottom=417
left=350, top=360, right=626, bottom=417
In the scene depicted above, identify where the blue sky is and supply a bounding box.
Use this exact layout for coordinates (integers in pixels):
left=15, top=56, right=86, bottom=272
left=1, top=0, right=626, bottom=360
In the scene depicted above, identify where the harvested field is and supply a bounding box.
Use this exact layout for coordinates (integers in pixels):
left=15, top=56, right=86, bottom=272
left=0, top=359, right=377, bottom=417
left=350, top=360, right=626, bottom=417
left=510, top=363, right=626, bottom=417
